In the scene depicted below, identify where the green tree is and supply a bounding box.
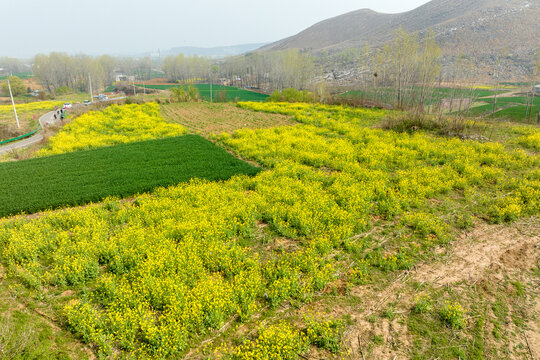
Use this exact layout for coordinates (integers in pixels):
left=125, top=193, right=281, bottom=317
left=385, top=27, right=420, bottom=108
left=1, top=76, right=26, bottom=96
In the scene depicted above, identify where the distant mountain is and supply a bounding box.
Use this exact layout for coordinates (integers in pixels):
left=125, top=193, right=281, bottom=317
left=161, top=43, right=267, bottom=58
left=263, top=0, right=539, bottom=77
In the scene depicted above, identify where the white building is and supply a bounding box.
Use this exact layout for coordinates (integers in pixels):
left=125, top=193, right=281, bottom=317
left=115, top=74, right=135, bottom=82
left=534, top=85, right=540, bottom=94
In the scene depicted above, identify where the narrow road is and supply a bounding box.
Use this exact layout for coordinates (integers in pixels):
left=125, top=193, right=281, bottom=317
left=0, top=97, right=126, bottom=156
left=0, top=110, right=59, bottom=155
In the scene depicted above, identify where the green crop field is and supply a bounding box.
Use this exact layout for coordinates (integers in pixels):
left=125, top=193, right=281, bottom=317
left=0, top=135, right=259, bottom=217
left=468, top=96, right=540, bottom=121
left=341, top=87, right=505, bottom=101
left=340, top=88, right=539, bottom=122
left=0, top=72, right=33, bottom=80
left=138, top=83, right=269, bottom=102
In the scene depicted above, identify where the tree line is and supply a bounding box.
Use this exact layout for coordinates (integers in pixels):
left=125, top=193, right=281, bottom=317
left=162, top=49, right=315, bottom=91
left=0, top=57, right=27, bottom=75
left=5, top=30, right=537, bottom=124
left=31, top=53, right=157, bottom=95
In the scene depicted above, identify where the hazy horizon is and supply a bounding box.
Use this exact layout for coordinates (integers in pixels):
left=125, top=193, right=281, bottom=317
left=1, top=0, right=430, bottom=58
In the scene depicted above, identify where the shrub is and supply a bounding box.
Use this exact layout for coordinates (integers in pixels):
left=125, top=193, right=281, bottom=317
left=381, top=112, right=471, bottom=136
left=1, top=76, right=26, bottom=96
left=55, top=86, right=73, bottom=95
left=170, top=85, right=200, bottom=102
left=268, top=88, right=317, bottom=103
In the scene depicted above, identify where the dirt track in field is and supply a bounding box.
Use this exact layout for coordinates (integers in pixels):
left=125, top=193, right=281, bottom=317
left=341, top=219, right=540, bottom=359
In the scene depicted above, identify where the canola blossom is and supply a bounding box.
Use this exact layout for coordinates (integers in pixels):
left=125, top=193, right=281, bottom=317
left=0, top=101, right=64, bottom=116
left=37, top=103, right=187, bottom=156
left=0, top=102, right=538, bottom=358
left=517, top=131, right=540, bottom=151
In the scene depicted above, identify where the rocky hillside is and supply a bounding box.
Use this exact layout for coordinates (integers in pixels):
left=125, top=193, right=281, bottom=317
left=264, top=0, right=540, bottom=79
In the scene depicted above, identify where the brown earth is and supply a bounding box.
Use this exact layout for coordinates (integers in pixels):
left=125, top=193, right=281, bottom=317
left=160, top=102, right=297, bottom=137
left=141, top=78, right=176, bottom=86
left=414, top=222, right=539, bottom=287
left=350, top=219, right=539, bottom=359
left=294, top=219, right=540, bottom=359
left=23, top=78, right=43, bottom=91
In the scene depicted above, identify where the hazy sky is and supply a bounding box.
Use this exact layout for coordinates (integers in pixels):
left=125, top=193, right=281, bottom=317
left=1, top=0, right=431, bottom=58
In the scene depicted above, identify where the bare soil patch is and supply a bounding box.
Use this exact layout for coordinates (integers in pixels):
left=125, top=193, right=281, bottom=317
left=142, top=78, right=175, bottom=86
left=479, top=91, right=520, bottom=99
left=302, top=219, right=540, bottom=359
left=23, top=78, right=43, bottom=91
left=441, top=98, right=472, bottom=111
left=414, top=221, right=539, bottom=286
left=160, top=102, right=296, bottom=137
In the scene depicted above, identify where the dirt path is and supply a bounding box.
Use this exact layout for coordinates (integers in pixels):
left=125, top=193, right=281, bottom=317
left=338, top=219, right=540, bottom=359
left=414, top=221, right=539, bottom=286
left=479, top=91, right=520, bottom=99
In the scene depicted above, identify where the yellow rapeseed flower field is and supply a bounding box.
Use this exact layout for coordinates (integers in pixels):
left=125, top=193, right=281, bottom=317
left=37, top=103, right=187, bottom=156
left=0, top=102, right=538, bottom=358
left=0, top=101, right=64, bottom=116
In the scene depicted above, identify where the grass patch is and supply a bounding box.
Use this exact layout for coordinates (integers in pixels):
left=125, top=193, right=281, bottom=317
left=140, top=84, right=269, bottom=102
left=0, top=273, right=91, bottom=359
left=467, top=96, right=540, bottom=122
left=0, top=135, right=259, bottom=217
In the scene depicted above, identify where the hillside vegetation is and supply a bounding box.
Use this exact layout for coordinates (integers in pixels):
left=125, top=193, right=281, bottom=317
left=265, top=0, right=539, bottom=74
left=0, top=101, right=538, bottom=359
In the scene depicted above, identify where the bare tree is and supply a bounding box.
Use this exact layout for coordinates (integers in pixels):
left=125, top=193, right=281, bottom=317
left=33, top=53, right=111, bottom=94
left=385, top=27, right=420, bottom=108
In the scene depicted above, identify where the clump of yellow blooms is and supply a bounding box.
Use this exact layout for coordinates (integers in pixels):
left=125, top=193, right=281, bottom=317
left=304, top=315, right=344, bottom=354
left=37, top=103, right=187, bottom=156
left=0, top=101, right=538, bottom=358
left=412, top=293, right=433, bottom=314
left=232, top=323, right=308, bottom=360
left=440, top=301, right=467, bottom=329
left=349, top=259, right=370, bottom=285
left=472, top=85, right=516, bottom=90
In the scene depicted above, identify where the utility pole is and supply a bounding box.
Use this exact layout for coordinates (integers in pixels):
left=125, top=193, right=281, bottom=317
left=132, top=78, right=137, bottom=96
left=7, top=79, right=20, bottom=128
left=210, top=74, right=213, bottom=103
left=88, top=73, right=93, bottom=102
